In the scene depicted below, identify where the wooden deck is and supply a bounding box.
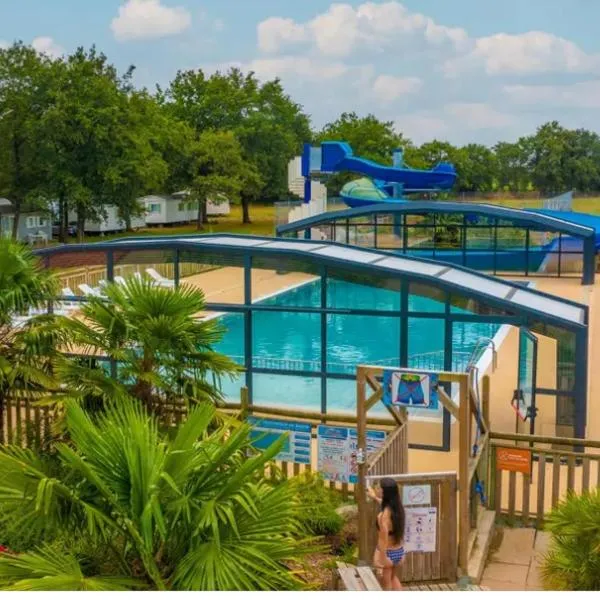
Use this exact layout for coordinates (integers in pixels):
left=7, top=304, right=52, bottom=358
left=335, top=563, right=489, bottom=591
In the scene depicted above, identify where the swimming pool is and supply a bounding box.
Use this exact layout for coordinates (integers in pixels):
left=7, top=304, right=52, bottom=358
left=214, top=279, right=501, bottom=414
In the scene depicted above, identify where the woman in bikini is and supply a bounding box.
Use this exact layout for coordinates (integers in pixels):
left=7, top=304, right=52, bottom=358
left=368, top=478, right=405, bottom=591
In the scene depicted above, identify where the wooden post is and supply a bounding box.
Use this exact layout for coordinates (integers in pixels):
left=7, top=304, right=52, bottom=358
left=357, top=366, right=369, bottom=565
left=240, top=386, right=250, bottom=419
left=458, top=373, right=470, bottom=577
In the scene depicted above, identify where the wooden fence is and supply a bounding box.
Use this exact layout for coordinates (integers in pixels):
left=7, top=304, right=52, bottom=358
left=489, top=431, right=600, bottom=526
left=57, top=262, right=213, bottom=291
left=0, top=397, right=53, bottom=449
left=364, top=472, right=458, bottom=584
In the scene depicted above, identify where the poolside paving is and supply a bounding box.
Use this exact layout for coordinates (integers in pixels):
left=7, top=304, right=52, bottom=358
left=481, top=529, right=551, bottom=591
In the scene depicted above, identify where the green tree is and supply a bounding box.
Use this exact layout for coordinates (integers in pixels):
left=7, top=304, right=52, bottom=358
left=528, top=121, right=570, bottom=194
left=0, top=42, right=54, bottom=238
left=456, top=144, right=497, bottom=192
left=0, top=400, right=310, bottom=590
left=58, top=277, right=240, bottom=414
left=493, top=140, right=531, bottom=192
left=0, top=239, right=65, bottom=441
left=189, top=130, right=262, bottom=229
left=163, top=68, right=310, bottom=221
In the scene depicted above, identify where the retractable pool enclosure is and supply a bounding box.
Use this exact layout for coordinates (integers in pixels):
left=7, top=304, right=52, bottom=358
left=35, top=234, right=589, bottom=449
left=276, top=202, right=597, bottom=285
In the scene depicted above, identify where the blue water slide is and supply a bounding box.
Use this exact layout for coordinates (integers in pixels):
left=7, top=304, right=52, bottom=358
left=320, top=141, right=457, bottom=192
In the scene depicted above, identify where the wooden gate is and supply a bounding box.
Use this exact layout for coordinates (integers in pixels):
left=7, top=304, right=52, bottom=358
left=363, top=472, right=458, bottom=584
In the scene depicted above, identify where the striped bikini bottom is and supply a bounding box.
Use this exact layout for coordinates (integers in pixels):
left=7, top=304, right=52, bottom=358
left=379, top=546, right=405, bottom=566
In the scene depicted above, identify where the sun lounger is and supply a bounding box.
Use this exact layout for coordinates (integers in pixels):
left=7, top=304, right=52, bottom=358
left=78, top=283, right=105, bottom=298
left=145, top=268, right=175, bottom=288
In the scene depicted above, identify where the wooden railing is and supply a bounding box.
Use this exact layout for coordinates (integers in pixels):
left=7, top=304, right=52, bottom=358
left=56, top=262, right=213, bottom=291
left=0, top=397, right=52, bottom=449
left=489, top=431, right=600, bottom=527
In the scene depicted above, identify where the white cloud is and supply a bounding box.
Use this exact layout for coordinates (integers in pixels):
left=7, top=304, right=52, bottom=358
left=444, top=103, right=515, bottom=129
left=396, top=113, right=449, bottom=143
left=111, top=0, right=191, bottom=41
left=258, top=2, right=467, bottom=58
left=258, top=17, right=307, bottom=53
left=372, top=75, right=422, bottom=105
left=0, top=40, right=8, bottom=50
left=444, top=31, right=600, bottom=77
left=504, top=80, right=600, bottom=109
left=31, top=36, right=64, bottom=58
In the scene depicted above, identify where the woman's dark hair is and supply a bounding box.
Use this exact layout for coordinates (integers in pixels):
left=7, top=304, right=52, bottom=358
left=380, top=478, right=405, bottom=544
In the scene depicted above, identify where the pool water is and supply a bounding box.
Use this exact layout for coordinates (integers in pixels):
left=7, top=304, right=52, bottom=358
left=214, top=279, right=501, bottom=414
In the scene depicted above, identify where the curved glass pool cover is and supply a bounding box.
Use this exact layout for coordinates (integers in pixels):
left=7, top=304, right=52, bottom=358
left=276, top=202, right=597, bottom=285
left=36, top=234, right=589, bottom=449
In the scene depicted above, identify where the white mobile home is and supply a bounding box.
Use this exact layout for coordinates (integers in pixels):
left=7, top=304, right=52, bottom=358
left=68, top=204, right=146, bottom=234
left=0, top=198, right=52, bottom=243
left=141, top=193, right=230, bottom=226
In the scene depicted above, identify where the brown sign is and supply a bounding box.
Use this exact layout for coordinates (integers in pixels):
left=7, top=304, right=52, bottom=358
left=496, top=446, right=532, bottom=475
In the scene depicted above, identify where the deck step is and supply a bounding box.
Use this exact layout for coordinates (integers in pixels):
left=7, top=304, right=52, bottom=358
left=468, top=510, right=496, bottom=584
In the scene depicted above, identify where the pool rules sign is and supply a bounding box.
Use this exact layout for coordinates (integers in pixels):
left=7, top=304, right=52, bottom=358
left=404, top=506, right=437, bottom=553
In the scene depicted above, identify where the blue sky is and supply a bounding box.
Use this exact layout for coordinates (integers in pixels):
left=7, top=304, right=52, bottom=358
left=1, top=1, right=599, bottom=145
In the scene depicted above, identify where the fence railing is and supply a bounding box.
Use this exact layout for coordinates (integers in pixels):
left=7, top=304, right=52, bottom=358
left=227, top=351, right=474, bottom=376
left=489, top=431, right=600, bottom=527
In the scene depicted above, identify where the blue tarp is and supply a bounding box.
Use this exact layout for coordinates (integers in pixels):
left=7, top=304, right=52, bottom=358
left=528, top=209, right=600, bottom=250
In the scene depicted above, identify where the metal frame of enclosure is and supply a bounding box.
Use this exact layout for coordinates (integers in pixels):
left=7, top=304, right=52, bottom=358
left=35, top=234, right=589, bottom=449
left=276, top=202, right=597, bottom=285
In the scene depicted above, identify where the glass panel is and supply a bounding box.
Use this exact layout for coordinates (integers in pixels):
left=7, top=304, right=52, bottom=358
left=251, top=255, right=320, bottom=306
left=511, top=290, right=584, bottom=324
left=408, top=283, right=446, bottom=313
left=408, top=318, right=444, bottom=371
left=253, top=310, right=321, bottom=372
left=312, top=245, right=380, bottom=264
left=327, top=377, right=388, bottom=416
left=327, top=313, right=400, bottom=373
left=495, top=221, right=527, bottom=275
left=376, top=214, right=403, bottom=250
left=405, top=214, right=434, bottom=257
left=439, top=269, right=513, bottom=299
left=178, top=249, right=245, bottom=305
left=52, top=249, right=111, bottom=297
left=452, top=320, right=502, bottom=372
left=252, top=373, right=322, bottom=411
left=376, top=256, right=445, bottom=277
left=517, top=329, right=536, bottom=421
left=466, top=226, right=494, bottom=250
left=434, top=214, right=463, bottom=251
left=348, top=216, right=375, bottom=248
left=326, top=276, right=400, bottom=311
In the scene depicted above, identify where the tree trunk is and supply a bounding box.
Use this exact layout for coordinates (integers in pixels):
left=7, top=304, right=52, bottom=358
left=241, top=195, right=251, bottom=224
left=196, top=200, right=207, bottom=231
left=76, top=206, right=86, bottom=243
left=11, top=201, right=20, bottom=241
left=58, top=192, right=67, bottom=243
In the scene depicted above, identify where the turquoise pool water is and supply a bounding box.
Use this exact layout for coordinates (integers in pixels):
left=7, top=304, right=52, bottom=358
left=214, top=279, right=501, bottom=414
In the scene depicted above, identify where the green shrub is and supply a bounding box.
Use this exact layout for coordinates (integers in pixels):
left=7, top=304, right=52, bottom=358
left=291, top=472, right=345, bottom=536
left=541, top=488, right=600, bottom=591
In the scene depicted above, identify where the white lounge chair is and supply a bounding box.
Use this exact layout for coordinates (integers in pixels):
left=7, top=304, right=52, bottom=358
left=145, top=268, right=175, bottom=288
left=79, top=283, right=104, bottom=298
left=114, top=276, right=127, bottom=286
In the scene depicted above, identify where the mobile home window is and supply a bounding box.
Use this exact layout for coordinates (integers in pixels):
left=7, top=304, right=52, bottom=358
left=178, top=202, right=186, bottom=211
left=148, top=203, right=162, bottom=214
left=26, top=216, right=38, bottom=228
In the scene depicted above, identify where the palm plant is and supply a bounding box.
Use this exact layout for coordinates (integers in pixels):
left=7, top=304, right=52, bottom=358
left=0, top=399, right=309, bottom=590
left=0, top=239, right=66, bottom=443
left=541, top=488, right=600, bottom=591
left=57, top=277, right=241, bottom=414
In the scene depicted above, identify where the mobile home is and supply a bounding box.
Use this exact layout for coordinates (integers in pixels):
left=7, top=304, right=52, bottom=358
left=0, top=198, right=52, bottom=243
left=68, top=203, right=146, bottom=234
left=141, top=193, right=230, bottom=226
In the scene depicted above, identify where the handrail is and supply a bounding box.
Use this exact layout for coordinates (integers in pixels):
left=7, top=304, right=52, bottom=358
left=490, top=430, right=600, bottom=449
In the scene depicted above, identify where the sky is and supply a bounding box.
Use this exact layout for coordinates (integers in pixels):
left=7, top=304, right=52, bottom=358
left=1, top=0, right=599, bottom=146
